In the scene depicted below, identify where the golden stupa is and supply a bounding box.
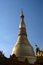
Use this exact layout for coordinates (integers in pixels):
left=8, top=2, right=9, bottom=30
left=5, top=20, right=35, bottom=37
left=11, top=11, right=36, bottom=64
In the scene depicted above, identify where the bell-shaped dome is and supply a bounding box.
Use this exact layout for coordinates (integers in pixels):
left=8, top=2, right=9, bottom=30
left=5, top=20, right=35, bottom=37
left=11, top=35, right=35, bottom=56
left=11, top=11, right=35, bottom=57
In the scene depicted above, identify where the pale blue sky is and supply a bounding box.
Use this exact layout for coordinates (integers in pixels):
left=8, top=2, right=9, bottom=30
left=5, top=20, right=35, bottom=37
left=0, top=0, right=43, bottom=57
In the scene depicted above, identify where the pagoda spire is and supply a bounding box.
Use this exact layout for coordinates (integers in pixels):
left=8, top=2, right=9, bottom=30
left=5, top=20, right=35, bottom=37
left=19, top=11, right=27, bottom=36
left=19, top=11, right=26, bottom=28
left=20, top=11, right=24, bottom=22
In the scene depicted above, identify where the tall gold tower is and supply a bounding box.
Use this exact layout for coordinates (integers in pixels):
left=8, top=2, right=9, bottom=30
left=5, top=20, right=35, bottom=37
left=11, top=11, right=36, bottom=64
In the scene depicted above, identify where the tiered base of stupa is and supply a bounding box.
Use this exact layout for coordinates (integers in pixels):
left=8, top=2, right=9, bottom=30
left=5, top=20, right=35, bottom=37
left=17, top=56, right=36, bottom=64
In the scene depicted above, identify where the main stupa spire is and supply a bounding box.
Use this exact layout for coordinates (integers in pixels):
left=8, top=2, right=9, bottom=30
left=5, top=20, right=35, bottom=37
left=19, top=11, right=27, bottom=36
left=20, top=11, right=24, bottom=22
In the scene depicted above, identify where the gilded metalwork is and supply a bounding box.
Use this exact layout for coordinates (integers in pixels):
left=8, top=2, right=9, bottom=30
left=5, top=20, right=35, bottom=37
left=11, top=12, right=35, bottom=64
